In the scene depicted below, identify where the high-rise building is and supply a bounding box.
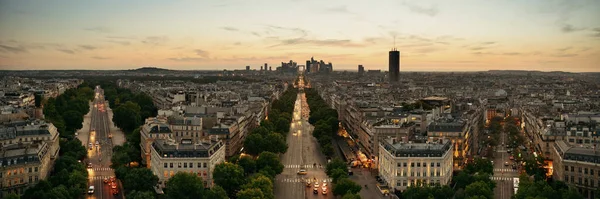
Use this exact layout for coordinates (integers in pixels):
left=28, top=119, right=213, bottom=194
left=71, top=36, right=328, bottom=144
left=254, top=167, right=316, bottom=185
left=358, top=65, right=365, bottom=74
left=269, top=66, right=272, bottom=71
left=389, top=49, right=400, bottom=82
left=306, top=60, right=311, bottom=73
left=246, top=66, right=250, bottom=71
left=264, top=63, right=267, bottom=70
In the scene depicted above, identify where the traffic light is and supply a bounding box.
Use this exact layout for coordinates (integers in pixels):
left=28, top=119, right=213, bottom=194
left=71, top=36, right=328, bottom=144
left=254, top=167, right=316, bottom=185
left=518, top=153, right=521, bottom=158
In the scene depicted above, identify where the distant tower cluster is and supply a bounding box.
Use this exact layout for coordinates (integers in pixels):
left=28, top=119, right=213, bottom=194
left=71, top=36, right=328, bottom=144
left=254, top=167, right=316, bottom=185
left=389, top=48, right=400, bottom=82
left=246, top=65, right=250, bottom=71
left=306, top=57, right=332, bottom=74
left=358, top=65, right=365, bottom=75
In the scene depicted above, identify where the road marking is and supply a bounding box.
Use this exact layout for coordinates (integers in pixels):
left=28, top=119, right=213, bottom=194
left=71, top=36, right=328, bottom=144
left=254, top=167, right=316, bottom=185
left=91, top=176, right=115, bottom=180
left=494, top=168, right=517, bottom=172
left=490, top=176, right=514, bottom=181
left=92, top=167, right=113, bottom=171
left=279, top=178, right=333, bottom=183
left=284, top=164, right=324, bottom=169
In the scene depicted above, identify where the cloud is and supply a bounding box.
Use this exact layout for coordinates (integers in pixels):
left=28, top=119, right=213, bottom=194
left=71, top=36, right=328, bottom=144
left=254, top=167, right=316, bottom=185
left=91, top=56, right=109, bottom=60
left=325, top=6, right=351, bottom=13
left=79, top=45, right=97, bottom=50
left=233, top=42, right=242, bottom=45
left=401, top=1, right=439, bottom=17
left=561, top=24, right=585, bottom=33
left=168, top=57, right=208, bottom=62
left=57, top=49, right=75, bottom=54
left=481, top=42, right=495, bottom=45
left=105, top=40, right=130, bottom=46
left=557, top=47, right=572, bottom=51
left=251, top=32, right=261, bottom=37
left=265, top=25, right=308, bottom=37
left=194, top=49, right=210, bottom=58
left=83, top=26, right=111, bottom=33
left=141, top=36, right=168, bottom=46
left=591, top=28, right=600, bottom=37
left=502, top=52, right=522, bottom=56
left=551, top=53, right=578, bottom=57
left=0, top=44, right=27, bottom=54
left=221, top=27, right=239, bottom=32
left=269, top=38, right=364, bottom=48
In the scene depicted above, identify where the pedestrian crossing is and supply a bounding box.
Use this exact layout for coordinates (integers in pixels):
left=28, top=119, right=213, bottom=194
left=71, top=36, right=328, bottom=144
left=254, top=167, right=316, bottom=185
left=494, top=168, right=517, bottom=173
left=280, top=178, right=333, bottom=183
left=490, top=176, right=515, bottom=181
left=91, top=167, right=113, bottom=171
left=90, top=176, right=115, bottom=180
left=284, top=164, right=324, bottom=169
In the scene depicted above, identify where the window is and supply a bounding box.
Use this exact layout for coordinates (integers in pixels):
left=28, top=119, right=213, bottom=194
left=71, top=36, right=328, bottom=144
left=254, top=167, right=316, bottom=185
left=198, top=163, right=201, bottom=168
left=437, top=163, right=440, bottom=167
left=28, top=167, right=32, bottom=173
left=164, top=171, right=168, bottom=178
left=411, top=163, right=414, bottom=167
left=34, top=167, right=38, bottom=172
left=403, top=162, right=407, bottom=167
left=203, top=163, right=207, bottom=168
left=430, top=162, right=434, bottom=167
left=571, top=176, right=574, bottom=183
left=29, top=176, right=32, bottom=183
left=189, top=162, right=193, bottom=168
left=184, top=163, right=188, bottom=168
left=417, top=172, right=420, bottom=177
left=571, top=167, right=574, bottom=172
left=35, top=176, right=38, bottom=182
left=397, top=182, right=401, bottom=187
left=178, top=163, right=182, bottom=168
left=436, top=171, right=440, bottom=176
left=411, top=172, right=414, bottom=176
left=397, top=163, right=401, bottom=167
left=417, top=162, right=421, bottom=167
left=585, top=168, right=588, bottom=174
left=430, top=172, right=434, bottom=176
left=164, top=163, right=168, bottom=168
left=403, top=181, right=407, bottom=186
left=565, top=166, right=569, bottom=171
left=592, top=169, right=595, bottom=175
left=579, top=167, right=582, bottom=173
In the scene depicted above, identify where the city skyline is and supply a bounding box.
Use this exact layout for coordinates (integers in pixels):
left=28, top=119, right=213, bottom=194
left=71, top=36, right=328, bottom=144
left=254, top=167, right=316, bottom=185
left=1, top=0, right=600, bottom=72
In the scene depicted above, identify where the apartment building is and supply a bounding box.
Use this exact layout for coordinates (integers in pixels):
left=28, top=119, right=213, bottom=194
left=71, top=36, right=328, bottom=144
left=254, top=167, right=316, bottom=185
left=378, top=137, right=453, bottom=192
left=140, top=117, right=172, bottom=168
left=0, top=120, right=60, bottom=197
left=427, top=116, right=468, bottom=168
left=150, top=138, right=225, bottom=189
left=553, top=140, right=600, bottom=199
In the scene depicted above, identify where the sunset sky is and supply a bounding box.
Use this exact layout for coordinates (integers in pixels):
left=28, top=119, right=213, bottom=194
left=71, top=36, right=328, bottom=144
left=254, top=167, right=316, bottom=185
left=1, top=0, right=599, bottom=72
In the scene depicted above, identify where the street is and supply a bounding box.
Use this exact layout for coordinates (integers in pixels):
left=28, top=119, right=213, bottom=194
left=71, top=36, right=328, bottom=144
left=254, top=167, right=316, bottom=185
left=78, top=86, right=123, bottom=199
left=492, top=126, right=518, bottom=199
left=275, top=77, right=333, bottom=199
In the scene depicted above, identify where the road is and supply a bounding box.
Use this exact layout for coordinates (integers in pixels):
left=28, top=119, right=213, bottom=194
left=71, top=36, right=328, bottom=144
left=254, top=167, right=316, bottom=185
left=275, top=77, right=333, bottom=199
left=492, top=128, right=518, bottom=199
left=84, top=86, right=123, bottom=199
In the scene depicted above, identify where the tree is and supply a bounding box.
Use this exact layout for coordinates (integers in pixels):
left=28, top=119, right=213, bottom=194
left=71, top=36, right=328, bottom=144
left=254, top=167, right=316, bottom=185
left=256, top=152, right=284, bottom=176
left=264, top=132, right=288, bottom=154
left=206, top=185, right=229, bottom=199
left=34, top=94, right=43, bottom=108
left=236, top=188, right=265, bottom=199
left=464, top=158, right=493, bottom=175
left=112, top=101, right=142, bottom=132
left=464, top=181, right=493, bottom=199
left=213, top=162, right=246, bottom=197
left=242, top=174, right=274, bottom=199
left=5, top=193, right=20, bottom=199
left=341, top=192, right=361, bottom=199
left=330, top=168, right=348, bottom=183
left=62, top=110, right=83, bottom=134
left=59, top=139, right=86, bottom=160
left=238, top=156, right=257, bottom=175
left=164, top=172, right=206, bottom=199
left=326, top=158, right=347, bottom=176
left=274, top=117, right=290, bottom=134
left=121, top=168, right=159, bottom=194
left=127, top=190, right=156, bottom=199
left=333, top=178, right=361, bottom=196
left=244, top=133, right=264, bottom=156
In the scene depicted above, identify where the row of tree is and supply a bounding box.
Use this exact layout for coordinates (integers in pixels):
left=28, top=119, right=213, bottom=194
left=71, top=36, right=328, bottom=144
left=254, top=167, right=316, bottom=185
left=211, top=85, right=298, bottom=198
left=20, top=85, right=95, bottom=199
left=42, top=85, right=94, bottom=138
left=243, top=87, right=297, bottom=156
left=305, top=88, right=339, bottom=158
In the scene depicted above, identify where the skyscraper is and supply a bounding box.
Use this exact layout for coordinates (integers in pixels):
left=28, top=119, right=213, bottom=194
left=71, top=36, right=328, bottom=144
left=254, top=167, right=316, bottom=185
left=246, top=65, right=250, bottom=71
left=358, top=65, right=364, bottom=74
left=389, top=49, right=400, bottom=82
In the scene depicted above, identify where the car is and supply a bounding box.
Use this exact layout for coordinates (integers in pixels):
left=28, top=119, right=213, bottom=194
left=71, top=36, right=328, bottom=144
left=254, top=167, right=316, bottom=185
left=88, top=143, right=93, bottom=150
left=111, top=183, right=117, bottom=189
left=104, top=178, right=108, bottom=184
left=322, top=188, right=328, bottom=195
left=313, top=187, right=318, bottom=194
left=88, top=186, right=95, bottom=194
left=110, top=177, right=116, bottom=182
left=505, top=162, right=509, bottom=166
left=87, top=163, right=92, bottom=168
left=112, top=188, right=119, bottom=195
left=95, top=141, right=99, bottom=146
left=297, top=169, right=307, bottom=175
left=314, top=181, right=319, bottom=188
left=306, top=181, right=311, bottom=187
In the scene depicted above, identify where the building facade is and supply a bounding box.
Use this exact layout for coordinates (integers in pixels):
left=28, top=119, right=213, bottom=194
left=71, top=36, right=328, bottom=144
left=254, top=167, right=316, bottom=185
left=378, top=137, right=453, bottom=192
left=150, top=138, right=225, bottom=188
left=553, top=140, right=600, bottom=199
left=388, top=49, right=400, bottom=82
left=0, top=120, right=60, bottom=197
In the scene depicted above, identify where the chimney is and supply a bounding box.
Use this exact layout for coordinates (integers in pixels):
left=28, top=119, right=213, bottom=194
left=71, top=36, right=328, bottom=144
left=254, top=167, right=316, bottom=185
left=391, top=138, right=397, bottom=144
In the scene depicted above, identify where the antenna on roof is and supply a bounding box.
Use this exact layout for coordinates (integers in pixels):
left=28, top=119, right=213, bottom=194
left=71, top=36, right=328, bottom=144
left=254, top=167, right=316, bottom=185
left=393, top=35, right=396, bottom=51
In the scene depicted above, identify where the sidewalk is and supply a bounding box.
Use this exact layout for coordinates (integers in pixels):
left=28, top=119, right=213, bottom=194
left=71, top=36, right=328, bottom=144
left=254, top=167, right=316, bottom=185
left=75, top=102, right=93, bottom=146
left=106, top=103, right=126, bottom=146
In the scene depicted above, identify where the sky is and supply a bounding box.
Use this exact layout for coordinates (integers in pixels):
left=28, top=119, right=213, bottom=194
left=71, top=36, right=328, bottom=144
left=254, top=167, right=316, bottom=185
left=0, top=0, right=599, bottom=72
